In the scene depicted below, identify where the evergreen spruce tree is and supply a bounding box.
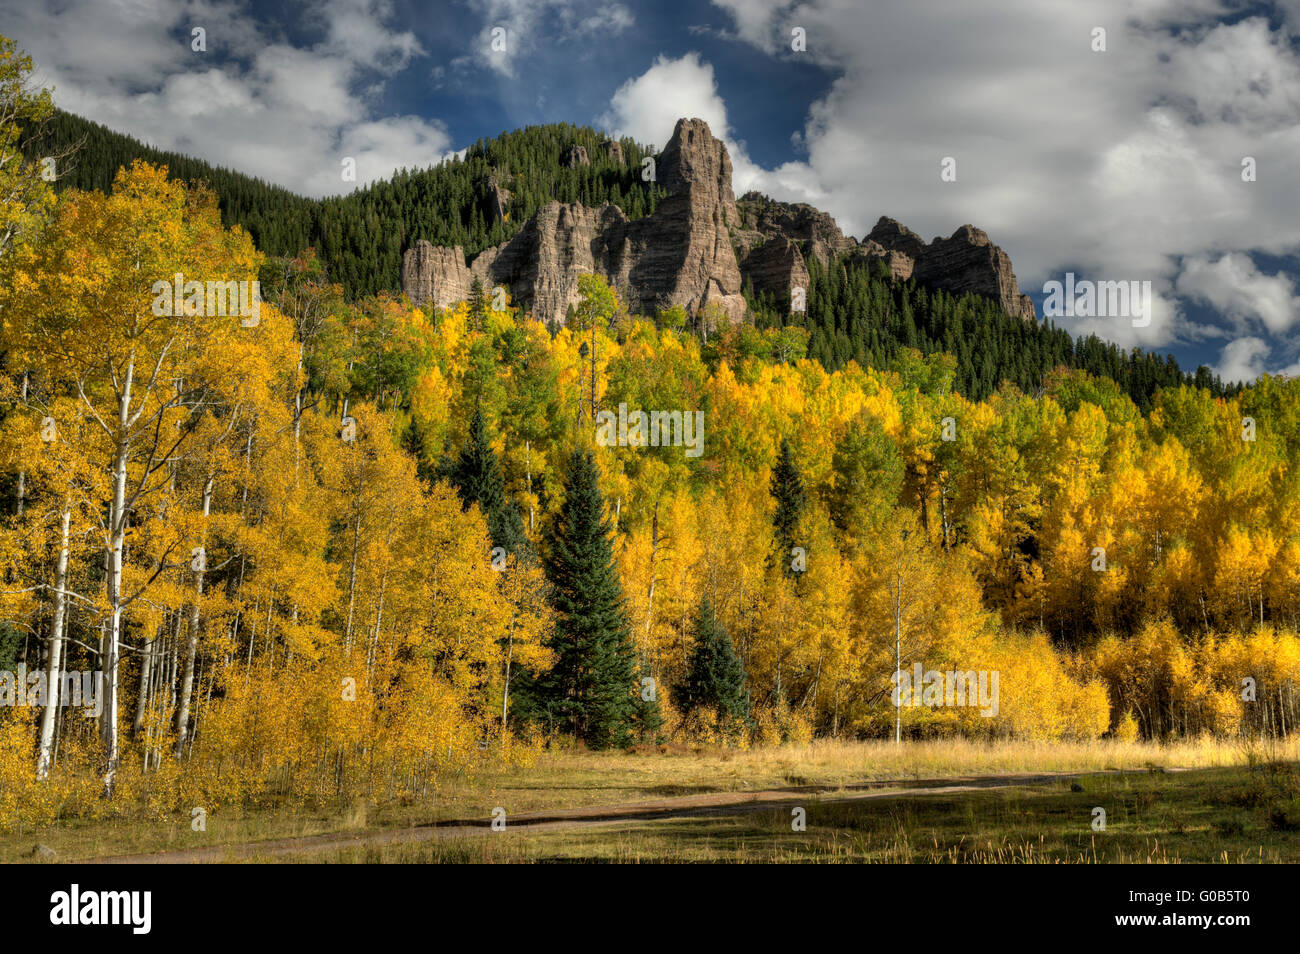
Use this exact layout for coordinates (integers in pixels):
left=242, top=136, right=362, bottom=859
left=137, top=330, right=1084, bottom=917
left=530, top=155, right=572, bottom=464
left=468, top=276, right=486, bottom=326
left=770, top=437, right=806, bottom=575
left=536, top=450, right=644, bottom=748
left=450, top=406, right=527, bottom=556
left=401, top=421, right=439, bottom=489
left=631, top=668, right=666, bottom=744
left=676, top=595, right=749, bottom=724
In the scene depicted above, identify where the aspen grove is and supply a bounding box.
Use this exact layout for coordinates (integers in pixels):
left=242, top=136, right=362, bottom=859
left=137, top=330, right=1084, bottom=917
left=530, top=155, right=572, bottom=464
left=3, top=56, right=1300, bottom=828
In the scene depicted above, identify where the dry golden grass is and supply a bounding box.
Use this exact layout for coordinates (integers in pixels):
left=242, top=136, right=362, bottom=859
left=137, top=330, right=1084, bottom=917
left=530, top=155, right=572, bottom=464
left=6, top=735, right=1298, bottom=862
left=500, top=735, right=1300, bottom=796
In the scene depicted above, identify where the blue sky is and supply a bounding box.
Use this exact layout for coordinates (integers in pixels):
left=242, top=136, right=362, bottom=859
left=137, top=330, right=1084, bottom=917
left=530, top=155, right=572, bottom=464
left=3, top=0, right=1299, bottom=383
left=373, top=0, right=836, bottom=165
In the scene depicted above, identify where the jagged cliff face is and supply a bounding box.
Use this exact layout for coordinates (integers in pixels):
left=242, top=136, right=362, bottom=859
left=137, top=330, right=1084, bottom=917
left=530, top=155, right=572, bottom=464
left=737, top=236, right=810, bottom=303
left=403, top=117, right=746, bottom=327
left=402, top=118, right=1036, bottom=326
left=914, top=225, right=1037, bottom=321
left=733, top=201, right=1036, bottom=322
left=632, top=118, right=746, bottom=324
left=735, top=191, right=856, bottom=266
left=863, top=217, right=1036, bottom=320
left=401, top=243, right=472, bottom=312
left=734, top=192, right=853, bottom=304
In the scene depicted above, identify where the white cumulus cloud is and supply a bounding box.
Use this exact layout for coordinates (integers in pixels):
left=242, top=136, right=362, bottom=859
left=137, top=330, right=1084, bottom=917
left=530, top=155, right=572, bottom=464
left=703, top=0, right=1300, bottom=372
left=598, top=52, right=827, bottom=206
left=4, top=0, right=449, bottom=197
left=1177, top=253, right=1300, bottom=336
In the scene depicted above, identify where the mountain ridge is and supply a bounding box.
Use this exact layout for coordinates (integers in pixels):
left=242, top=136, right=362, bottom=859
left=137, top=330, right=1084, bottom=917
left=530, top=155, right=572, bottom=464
left=402, top=116, right=1039, bottom=330
left=403, top=117, right=748, bottom=327
left=22, top=109, right=1233, bottom=406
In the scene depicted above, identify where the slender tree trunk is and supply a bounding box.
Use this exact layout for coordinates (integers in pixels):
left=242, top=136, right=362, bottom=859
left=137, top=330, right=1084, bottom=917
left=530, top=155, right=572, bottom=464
left=175, top=475, right=213, bottom=756
left=502, top=604, right=517, bottom=728
left=133, top=622, right=161, bottom=737
left=367, top=573, right=388, bottom=685
left=245, top=598, right=259, bottom=680
left=589, top=319, right=597, bottom=420
left=345, top=510, right=361, bottom=651
left=294, top=344, right=304, bottom=473
left=938, top=478, right=951, bottom=551
left=263, top=597, right=275, bottom=672
left=102, top=357, right=135, bottom=798
left=36, top=505, right=71, bottom=779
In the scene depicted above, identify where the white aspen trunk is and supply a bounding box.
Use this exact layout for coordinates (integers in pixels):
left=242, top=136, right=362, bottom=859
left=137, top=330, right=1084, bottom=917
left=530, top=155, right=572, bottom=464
left=244, top=598, right=260, bottom=684
left=168, top=609, right=182, bottom=706
left=263, top=597, right=274, bottom=672
left=589, top=319, right=597, bottom=420
left=133, top=621, right=162, bottom=737
left=186, top=657, right=204, bottom=759
left=367, top=573, right=388, bottom=685
left=175, top=475, right=213, bottom=756
left=502, top=623, right=514, bottom=729
left=344, top=511, right=361, bottom=651
left=502, top=572, right=519, bottom=727
left=938, top=479, right=951, bottom=551
left=36, top=505, right=71, bottom=779
left=294, top=343, right=304, bottom=473
left=102, top=356, right=135, bottom=798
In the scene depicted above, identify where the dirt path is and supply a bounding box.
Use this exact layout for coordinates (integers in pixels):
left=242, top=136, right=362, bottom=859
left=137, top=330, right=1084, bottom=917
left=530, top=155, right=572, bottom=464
left=80, top=769, right=1131, bottom=863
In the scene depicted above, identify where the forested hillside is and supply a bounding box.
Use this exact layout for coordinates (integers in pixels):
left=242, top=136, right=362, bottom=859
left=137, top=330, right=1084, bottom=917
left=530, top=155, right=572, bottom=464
left=746, top=257, right=1233, bottom=409
left=26, top=110, right=1230, bottom=413
left=23, top=109, right=666, bottom=297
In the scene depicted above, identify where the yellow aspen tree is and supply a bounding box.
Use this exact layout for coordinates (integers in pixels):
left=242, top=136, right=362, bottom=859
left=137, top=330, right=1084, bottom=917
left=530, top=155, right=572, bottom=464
left=4, top=163, right=287, bottom=795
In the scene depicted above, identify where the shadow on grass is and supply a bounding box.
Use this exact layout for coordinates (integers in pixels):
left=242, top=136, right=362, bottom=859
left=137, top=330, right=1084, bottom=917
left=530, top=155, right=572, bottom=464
left=404, top=762, right=1300, bottom=863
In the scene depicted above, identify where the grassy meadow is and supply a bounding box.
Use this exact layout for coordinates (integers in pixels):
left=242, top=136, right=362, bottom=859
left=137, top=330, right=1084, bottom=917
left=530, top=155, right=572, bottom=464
left=7, top=737, right=1300, bottom=863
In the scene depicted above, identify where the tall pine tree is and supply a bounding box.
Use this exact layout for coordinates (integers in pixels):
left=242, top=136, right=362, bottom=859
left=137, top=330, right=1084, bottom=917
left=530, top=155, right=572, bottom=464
left=770, top=437, right=806, bottom=575
left=467, top=276, right=486, bottom=328
left=536, top=450, right=645, bottom=748
left=676, top=595, right=749, bottom=725
left=450, top=406, right=527, bottom=557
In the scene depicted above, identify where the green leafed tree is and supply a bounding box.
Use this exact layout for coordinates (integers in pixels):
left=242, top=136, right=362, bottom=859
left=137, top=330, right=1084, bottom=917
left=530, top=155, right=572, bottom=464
left=0, top=36, right=57, bottom=266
